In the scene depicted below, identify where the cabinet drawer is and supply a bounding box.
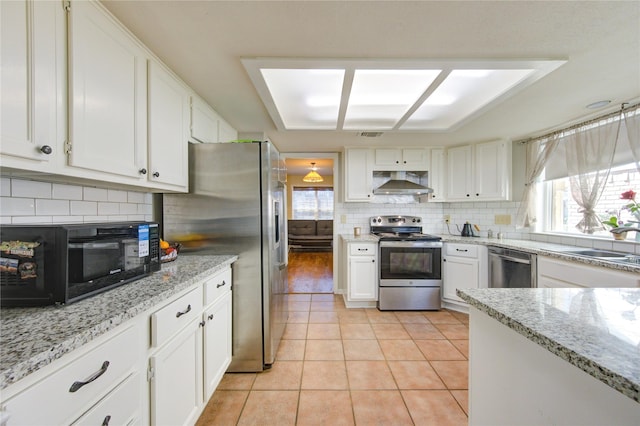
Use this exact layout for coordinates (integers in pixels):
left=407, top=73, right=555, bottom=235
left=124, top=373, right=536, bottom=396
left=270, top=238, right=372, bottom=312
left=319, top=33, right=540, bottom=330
left=71, top=373, right=141, bottom=426
left=151, top=286, right=203, bottom=347
left=4, top=325, right=140, bottom=425
left=349, top=243, right=376, bottom=256
left=445, top=243, right=479, bottom=258
left=204, top=267, right=232, bottom=306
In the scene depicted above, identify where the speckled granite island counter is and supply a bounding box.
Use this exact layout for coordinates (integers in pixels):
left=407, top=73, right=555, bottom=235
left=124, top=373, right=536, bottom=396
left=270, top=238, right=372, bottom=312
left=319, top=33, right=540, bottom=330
left=458, top=287, right=640, bottom=425
left=0, top=254, right=237, bottom=391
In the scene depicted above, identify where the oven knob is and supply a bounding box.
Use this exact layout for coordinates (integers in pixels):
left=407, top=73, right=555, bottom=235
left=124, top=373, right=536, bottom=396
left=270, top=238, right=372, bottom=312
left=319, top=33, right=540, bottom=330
left=416, top=218, right=421, bottom=223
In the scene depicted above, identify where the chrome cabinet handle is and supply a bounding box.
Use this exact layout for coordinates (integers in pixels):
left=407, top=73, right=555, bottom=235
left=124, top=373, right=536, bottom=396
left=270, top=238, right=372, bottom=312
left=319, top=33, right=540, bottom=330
left=216, top=280, right=226, bottom=288
left=456, top=249, right=468, bottom=252
left=176, top=304, right=192, bottom=318
left=208, top=314, right=214, bottom=320
left=153, top=171, right=160, bottom=177
left=139, top=168, right=147, bottom=175
left=199, top=320, right=206, bottom=327
left=40, top=145, right=52, bottom=155
left=357, top=248, right=368, bottom=252
left=102, top=415, right=111, bottom=426
left=69, top=361, right=110, bottom=392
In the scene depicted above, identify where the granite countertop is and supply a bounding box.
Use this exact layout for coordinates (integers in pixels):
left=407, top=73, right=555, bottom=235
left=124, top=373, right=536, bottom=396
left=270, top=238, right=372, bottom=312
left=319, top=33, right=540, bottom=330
left=0, top=254, right=237, bottom=390
left=458, top=287, right=640, bottom=403
left=442, top=235, right=640, bottom=273
left=340, top=232, right=640, bottom=272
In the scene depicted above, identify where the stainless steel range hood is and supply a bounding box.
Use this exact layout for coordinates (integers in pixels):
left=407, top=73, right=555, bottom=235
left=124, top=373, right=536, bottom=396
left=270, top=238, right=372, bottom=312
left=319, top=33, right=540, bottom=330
left=373, top=171, right=433, bottom=195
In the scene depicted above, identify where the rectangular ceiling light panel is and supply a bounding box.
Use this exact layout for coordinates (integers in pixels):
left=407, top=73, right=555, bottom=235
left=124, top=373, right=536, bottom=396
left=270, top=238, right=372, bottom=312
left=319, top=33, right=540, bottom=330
left=261, top=68, right=345, bottom=129
left=343, top=69, right=441, bottom=130
left=402, top=69, right=535, bottom=130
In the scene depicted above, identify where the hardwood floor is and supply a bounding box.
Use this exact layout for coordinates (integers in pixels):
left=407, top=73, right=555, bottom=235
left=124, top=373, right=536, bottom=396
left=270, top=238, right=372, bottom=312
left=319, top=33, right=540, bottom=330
left=287, top=251, right=333, bottom=293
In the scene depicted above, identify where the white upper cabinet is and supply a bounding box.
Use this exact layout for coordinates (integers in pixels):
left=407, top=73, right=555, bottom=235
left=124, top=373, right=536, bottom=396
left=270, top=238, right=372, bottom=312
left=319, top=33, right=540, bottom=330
left=190, top=96, right=218, bottom=143
left=148, top=61, right=189, bottom=190
left=447, top=140, right=511, bottom=201
left=373, top=148, right=429, bottom=171
left=1, top=0, right=62, bottom=165
left=428, top=148, right=446, bottom=202
left=344, top=148, right=373, bottom=202
left=68, top=0, right=148, bottom=180
left=190, top=95, right=237, bottom=143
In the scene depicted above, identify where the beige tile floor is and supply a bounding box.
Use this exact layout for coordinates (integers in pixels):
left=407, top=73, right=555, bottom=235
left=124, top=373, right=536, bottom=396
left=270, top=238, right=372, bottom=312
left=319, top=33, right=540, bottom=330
left=197, top=294, right=469, bottom=425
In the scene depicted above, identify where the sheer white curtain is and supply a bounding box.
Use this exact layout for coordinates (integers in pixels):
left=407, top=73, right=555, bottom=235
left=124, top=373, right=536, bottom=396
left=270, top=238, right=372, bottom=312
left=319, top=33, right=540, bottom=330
left=564, top=116, right=621, bottom=233
left=515, top=135, right=560, bottom=228
left=623, top=106, right=640, bottom=171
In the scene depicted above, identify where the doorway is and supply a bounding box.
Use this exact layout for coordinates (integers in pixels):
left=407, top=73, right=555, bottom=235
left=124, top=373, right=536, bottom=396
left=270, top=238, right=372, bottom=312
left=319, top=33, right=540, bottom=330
left=282, top=154, right=338, bottom=294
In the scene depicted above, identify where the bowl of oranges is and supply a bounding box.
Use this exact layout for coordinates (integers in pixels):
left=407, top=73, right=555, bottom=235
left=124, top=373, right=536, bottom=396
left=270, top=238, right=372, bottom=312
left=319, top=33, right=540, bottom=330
left=160, top=239, right=181, bottom=263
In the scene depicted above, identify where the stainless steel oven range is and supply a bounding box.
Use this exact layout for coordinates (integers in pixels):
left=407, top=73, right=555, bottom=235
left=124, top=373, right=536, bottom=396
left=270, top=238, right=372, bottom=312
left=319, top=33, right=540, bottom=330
left=371, top=216, right=443, bottom=311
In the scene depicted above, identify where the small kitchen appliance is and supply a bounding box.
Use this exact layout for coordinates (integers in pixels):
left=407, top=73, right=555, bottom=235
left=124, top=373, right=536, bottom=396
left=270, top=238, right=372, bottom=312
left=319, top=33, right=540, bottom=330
left=370, top=215, right=443, bottom=310
left=0, top=221, right=160, bottom=307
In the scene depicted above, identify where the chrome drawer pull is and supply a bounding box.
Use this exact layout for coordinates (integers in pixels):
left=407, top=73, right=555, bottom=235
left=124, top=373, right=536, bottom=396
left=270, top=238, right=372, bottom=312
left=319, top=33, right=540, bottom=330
left=208, top=314, right=214, bottom=320
left=216, top=280, right=226, bottom=288
left=102, top=415, right=111, bottom=426
left=176, top=304, right=192, bottom=318
left=69, top=361, right=110, bottom=392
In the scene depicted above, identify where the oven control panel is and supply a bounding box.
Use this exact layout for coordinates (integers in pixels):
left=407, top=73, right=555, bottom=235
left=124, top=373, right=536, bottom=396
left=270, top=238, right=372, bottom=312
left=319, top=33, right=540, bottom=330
left=370, top=215, right=422, bottom=226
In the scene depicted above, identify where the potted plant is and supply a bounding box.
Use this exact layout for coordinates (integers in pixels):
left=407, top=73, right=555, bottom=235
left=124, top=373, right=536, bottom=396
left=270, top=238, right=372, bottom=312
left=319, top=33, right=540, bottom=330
left=599, top=189, right=640, bottom=240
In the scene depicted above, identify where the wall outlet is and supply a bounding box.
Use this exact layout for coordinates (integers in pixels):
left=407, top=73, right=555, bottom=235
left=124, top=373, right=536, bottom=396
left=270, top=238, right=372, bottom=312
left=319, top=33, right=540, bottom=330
left=444, top=214, right=450, bottom=223
left=340, top=214, right=347, bottom=224
left=494, top=214, right=512, bottom=225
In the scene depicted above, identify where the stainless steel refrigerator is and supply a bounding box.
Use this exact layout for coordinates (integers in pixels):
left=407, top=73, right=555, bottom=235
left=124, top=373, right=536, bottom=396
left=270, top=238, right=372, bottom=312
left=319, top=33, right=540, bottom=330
left=161, top=141, right=288, bottom=372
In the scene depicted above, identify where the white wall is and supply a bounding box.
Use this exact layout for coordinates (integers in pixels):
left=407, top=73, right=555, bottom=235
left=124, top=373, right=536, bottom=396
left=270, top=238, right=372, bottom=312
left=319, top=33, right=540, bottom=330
left=0, top=177, right=153, bottom=224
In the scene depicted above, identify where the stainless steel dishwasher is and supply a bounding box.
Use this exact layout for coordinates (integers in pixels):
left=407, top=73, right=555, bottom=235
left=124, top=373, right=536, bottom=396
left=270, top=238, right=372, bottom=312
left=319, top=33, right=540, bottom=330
left=488, top=246, right=537, bottom=288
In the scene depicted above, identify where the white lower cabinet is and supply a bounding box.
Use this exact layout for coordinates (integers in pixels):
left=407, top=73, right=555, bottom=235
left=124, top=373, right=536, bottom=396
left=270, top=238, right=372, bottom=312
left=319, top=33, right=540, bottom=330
left=342, top=238, right=377, bottom=307
left=203, top=291, right=232, bottom=400
left=442, top=243, right=487, bottom=309
left=537, top=256, right=640, bottom=288
left=2, top=325, right=143, bottom=425
left=149, top=318, right=203, bottom=426
left=148, top=266, right=233, bottom=426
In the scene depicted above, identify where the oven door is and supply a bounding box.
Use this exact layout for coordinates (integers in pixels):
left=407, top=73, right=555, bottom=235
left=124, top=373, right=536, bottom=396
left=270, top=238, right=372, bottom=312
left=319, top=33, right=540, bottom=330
left=379, top=241, right=442, bottom=286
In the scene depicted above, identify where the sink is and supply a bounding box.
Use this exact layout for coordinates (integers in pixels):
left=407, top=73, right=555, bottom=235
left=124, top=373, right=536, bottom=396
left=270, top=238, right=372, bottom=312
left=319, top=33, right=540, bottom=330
left=559, top=248, right=640, bottom=264
left=562, top=249, right=629, bottom=258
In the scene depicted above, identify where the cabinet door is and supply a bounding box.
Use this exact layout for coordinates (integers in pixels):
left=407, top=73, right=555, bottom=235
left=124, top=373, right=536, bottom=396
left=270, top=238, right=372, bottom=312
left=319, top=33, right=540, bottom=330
left=190, top=96, right=218, bottom=143
left=475, top=140, right=508, bottom=200
left=443, top=256, right=479, bottom=302
left=401, top=148, right=429, bottom=169
left=203, top=291, right=232, bottom=400
left=148, top=61, right=189, bottom=190
left=344, top=148, right=372, bottom=201
left=218, top=117, right=238, bottom=143
left=446, top=145, right=473, bottom=200
left=374, top=148, right=402, bottom=169
left=68, top=0, right=148, bottom=179
left=429, top=148, right=446, bottom=202
left=348, top=256, right=377, bottom=300
left=150, top=319, right=203, bottom=426
left=1, top=0, right=60, bottom=163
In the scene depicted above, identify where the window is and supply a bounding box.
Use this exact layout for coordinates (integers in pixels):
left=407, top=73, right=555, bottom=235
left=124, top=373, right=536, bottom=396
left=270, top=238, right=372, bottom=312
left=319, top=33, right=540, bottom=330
left=543, top=163, right=640, bottom=238
left=292, top=187, right=334, bottom=219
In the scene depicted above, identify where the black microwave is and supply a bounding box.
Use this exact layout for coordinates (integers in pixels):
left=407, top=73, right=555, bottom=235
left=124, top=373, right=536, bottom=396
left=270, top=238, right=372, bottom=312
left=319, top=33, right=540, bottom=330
left=0, top=221, right=160, bottom=307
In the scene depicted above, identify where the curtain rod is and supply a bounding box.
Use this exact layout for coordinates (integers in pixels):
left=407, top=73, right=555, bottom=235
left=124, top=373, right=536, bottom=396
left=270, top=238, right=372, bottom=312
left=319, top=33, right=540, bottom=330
left=516, top=102, right=640, bottom=145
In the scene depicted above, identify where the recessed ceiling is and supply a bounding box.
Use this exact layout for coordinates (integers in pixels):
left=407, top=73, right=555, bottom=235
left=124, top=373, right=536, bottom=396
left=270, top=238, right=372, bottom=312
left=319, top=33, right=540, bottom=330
left=243, top=58, right=566, bottom=132
left=101, top=0, right=640, bottom=152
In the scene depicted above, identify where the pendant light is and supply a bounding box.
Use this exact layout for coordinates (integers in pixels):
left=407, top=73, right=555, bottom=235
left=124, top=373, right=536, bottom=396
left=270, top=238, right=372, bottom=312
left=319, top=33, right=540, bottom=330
left=303, top=162, right=323, bottom=183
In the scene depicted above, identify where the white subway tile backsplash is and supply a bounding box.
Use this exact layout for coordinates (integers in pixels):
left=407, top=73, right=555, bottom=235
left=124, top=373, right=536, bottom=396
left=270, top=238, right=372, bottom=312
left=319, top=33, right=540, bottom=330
left=12, top=179, right=51, bottom=198
left=97, top=202, right=120, bottom=215
left=1, top=197, right=36, bottom=215
left=12, top=216, right=52, bottom=224
left=107, top=189, right=128, bottom=202
left=83, top=187, right=109, bottom=202
left=70, top=201, right=98, bottom=215
left=36, top=199, right=69, bottom=216
left=119, top=203, right=138, bottom=215
left=1, top=178, right=10, bottom=196
left=0, top=177, right=154, bottom=225
left=52, top=183, right=83, bottom=200
left=127, top=191, right=144, bottom=203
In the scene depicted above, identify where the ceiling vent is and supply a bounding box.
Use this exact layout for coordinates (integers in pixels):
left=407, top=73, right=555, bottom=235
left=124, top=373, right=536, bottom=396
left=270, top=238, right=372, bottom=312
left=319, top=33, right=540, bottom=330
left=358, top=131, right=384, bottom=138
